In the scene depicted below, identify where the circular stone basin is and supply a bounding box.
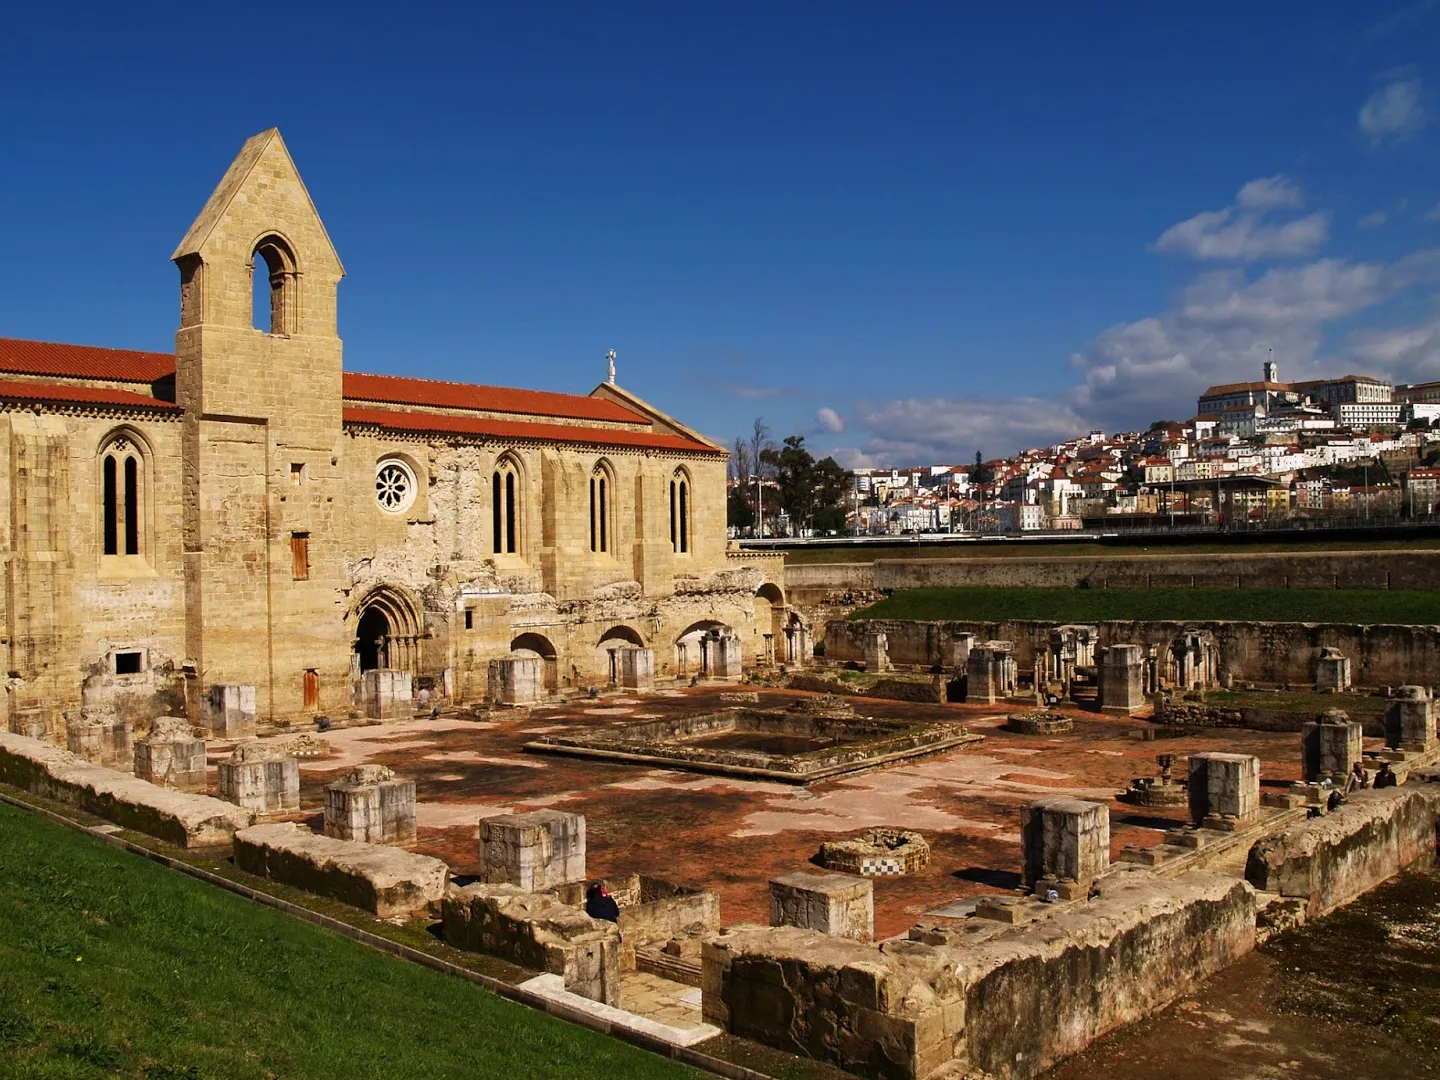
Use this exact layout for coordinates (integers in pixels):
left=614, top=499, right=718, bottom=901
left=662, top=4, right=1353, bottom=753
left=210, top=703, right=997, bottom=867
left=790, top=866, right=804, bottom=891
left=817, top=827, right=930, bottom=876
left=1006, top=710, right=1074, bottom=735
left=1126, top=778, right=1188, bottom=806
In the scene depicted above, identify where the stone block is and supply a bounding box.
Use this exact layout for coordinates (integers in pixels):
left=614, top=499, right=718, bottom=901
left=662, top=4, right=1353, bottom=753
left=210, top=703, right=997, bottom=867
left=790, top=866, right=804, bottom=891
left=133, top=716, right=207, bottom=792
left=66, top=719, right=133, bottom=770
left=784, top=622, right=813, bottom=667
left=362, top=668, right=413, bottom=719
left=479, top=809, right=585, bottom=890
left=1188, top=752, right=1261, bottom=828
left=1301, top=710, right=1362, bottom=782
left=1315, top=648, right=1351, bottom=692
left=1385, top=685, right=1435, bottom=752
left=768, top=870, right=873, bottom=941
left=947, top=632, right=975, bottom=671
left=863, top=631, right=890, bottom=674
left=234, top=823, right=447, bottom=919
left=1021, top=796, right=1110, bottom=892
left=443, top=882, right=621, bottom=1004
left=488, top=656, right=542, bottom=705
left=323, top=764, right=416, bottom=844
left=616, top=646, right=654, bottom=691
left=203, top=684, right=256, bottom=737
left=1099, top=643, right=1146, bottom=713
left=217, top=743, right=299, bottom=812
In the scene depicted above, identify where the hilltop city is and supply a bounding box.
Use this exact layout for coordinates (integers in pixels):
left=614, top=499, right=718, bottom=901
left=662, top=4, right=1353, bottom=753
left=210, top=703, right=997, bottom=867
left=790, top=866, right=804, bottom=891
left=732, top=361, right=1440, bottom=537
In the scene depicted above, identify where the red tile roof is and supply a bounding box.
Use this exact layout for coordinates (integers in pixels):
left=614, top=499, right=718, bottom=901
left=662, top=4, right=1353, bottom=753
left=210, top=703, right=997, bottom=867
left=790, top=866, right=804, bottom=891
left=0, top=378, right=180, bottom=411
left=343, top=406, right=724, bottom=454
left=0, top=338, right=174, bottom=383
left=342, top=371, right=647, bottom=424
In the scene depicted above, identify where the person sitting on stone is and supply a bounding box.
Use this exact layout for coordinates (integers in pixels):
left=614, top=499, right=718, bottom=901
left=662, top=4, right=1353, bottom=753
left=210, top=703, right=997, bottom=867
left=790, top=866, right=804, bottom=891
left=1326, top=787, right=1346, bottom=812
left=1345, top=760, right=1369, bottom=794
left=584, top=882, right=620, bottom=924
left=1373, top=761, right=1398, bottom=789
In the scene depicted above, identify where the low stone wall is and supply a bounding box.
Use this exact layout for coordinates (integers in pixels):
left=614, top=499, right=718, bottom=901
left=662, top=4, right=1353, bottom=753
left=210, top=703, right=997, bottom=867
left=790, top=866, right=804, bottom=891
left=443, top=882, right=621, bottom=1004
left=549, top=874, right=720, bottom=969
left=788, top=672, right=944, bottom=704
left=1245, top=782, right=1440, bottom=916
left=1156, top=698, right=1387, bottom=737
left=830, top=617, right=1440, bottom=690
left=233, top=823, right=448, bottom=919
left=703, top=868, right=1254, bottom=1080
left=0, top=731, right=253, bottom=848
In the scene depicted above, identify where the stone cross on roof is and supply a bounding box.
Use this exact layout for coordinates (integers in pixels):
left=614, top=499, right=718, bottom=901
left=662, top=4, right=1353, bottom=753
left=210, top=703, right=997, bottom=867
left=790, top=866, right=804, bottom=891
left=606, top=349, right=617, bottom=385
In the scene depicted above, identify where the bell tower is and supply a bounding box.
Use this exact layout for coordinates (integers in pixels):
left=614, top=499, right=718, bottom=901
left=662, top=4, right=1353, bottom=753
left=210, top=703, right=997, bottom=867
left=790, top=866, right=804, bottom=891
left=172, top=129, right=349, bottom=722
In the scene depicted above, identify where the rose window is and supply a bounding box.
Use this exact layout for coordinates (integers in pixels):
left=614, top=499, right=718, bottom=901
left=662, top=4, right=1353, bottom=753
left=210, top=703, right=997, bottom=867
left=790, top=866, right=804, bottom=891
left=375, top=459, right=417, bottom=514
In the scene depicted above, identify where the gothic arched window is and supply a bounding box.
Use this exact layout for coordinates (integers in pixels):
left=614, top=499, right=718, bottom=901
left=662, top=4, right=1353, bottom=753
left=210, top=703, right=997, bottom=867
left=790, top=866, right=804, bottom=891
left=670, top=468, right=690, bottom=554
left=590, top=460, right=614, bottom=554
left=251, top=234, right=299, bottom=335
left=100, top=433, right=145, bottom=558
left=492, top=454, right=522, bottom=555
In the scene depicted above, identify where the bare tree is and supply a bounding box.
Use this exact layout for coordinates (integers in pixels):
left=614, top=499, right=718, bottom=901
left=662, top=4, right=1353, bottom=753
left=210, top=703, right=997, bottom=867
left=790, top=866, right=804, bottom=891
left=749, top=418, right=775, bottom=479
left=731, top=437, right=750, bottom=483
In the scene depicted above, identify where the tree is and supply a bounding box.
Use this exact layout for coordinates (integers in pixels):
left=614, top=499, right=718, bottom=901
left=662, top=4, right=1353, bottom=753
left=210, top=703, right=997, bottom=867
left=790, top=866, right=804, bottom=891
left=973, top=450, right=990, bottom=487
left=727, top=486, right=755, bottom=530
left=759, top=435, right=852, bottom=534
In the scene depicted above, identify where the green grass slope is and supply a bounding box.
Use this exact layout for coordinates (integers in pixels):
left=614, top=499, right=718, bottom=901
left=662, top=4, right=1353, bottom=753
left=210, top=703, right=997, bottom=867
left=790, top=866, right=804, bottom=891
left=0, top=801, right=695, bottom=1080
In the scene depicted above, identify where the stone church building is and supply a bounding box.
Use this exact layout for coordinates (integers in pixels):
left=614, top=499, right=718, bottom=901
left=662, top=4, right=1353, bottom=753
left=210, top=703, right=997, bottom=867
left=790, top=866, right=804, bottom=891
left=1, top=129, right=793, bottom=734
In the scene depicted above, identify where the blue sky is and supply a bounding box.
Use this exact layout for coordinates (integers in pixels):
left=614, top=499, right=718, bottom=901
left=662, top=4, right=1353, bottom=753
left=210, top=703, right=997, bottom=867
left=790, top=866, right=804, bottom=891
left=2, top=1, right=1439, bottom=465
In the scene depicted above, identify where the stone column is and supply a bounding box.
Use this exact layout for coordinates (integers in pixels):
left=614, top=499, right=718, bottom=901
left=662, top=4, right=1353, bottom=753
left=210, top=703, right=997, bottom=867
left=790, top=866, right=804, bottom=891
left=966, top=641, right=1016, bottom=704
left=1187, top=752, right=1260, bottom=830
left=217, top=743, right=299, bottom=812
left=1099, top=644, right=1146, bottom=713
left=768, top=870, right=873, bottom=941
left=863, top=631, right=890, bottom=674
left=1315, top=649, right=1352, bottom=692
left=709, top=630, right=744, bottom=679
left=133, top=716, right=208, bottom=792
left=1385, top=686, right=1435, bottom=752
left=616, top=646, right=655, bottom=691
left=1020, top=797, right=1109, bottom=900
left=324, top=764, right=417, bottom=844
left=1301, top=709, right=1363, bottom=782
left=479, top=810, right=586, bottom=890
left=488, top=656, right=542, bottom=705
left=785, top=623, right=813, bottom=667
left=203, top=684, right=257, bottom=737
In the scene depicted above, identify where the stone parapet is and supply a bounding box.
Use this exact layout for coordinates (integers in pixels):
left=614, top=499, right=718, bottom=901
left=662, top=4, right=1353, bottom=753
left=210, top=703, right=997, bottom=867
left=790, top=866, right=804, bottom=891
left=0, top=731, right=252, bottom=847
left=234, top=822, right=447, bottom=919
left=1245, top=781, right=1440, bottom=916
left=443, top=882, right=621, bottom=1004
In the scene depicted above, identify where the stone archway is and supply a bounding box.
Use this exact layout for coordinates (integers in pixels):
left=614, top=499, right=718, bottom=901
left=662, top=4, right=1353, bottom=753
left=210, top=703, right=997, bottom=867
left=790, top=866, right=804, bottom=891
left=596, top=625, right=646, bottom=685
left=351, top=585, right=423, bottom=678
left=510, top=632, right=559, bottom=691
left=753, top=583, right=786, bottom=666
left=676, top=620, right=739, bottom=678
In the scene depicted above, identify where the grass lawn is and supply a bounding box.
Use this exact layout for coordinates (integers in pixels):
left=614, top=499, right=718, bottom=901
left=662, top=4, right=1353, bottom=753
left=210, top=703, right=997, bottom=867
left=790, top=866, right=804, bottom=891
left=1200, top=690, right=1388, bottom=715
left=0, top=801, right=696, bottom=1080
left=850, top=587, right=1440, bottom=624
left=780, top=536, right=1440, bottom=565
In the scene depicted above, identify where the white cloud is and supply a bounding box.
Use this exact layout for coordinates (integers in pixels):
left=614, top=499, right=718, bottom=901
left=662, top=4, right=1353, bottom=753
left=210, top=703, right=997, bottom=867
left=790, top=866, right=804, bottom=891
left=814, top=406, right=844, bottom=433
left=1343, top=318, right=1440, bottom=381
left=842, top=396, right=1090, bottom=465
left=1153, top=176, right=1329, bottom=261
left=1359, top=210, right=1389, bottom=228
left=1359, top=76, right=1428, bottom=144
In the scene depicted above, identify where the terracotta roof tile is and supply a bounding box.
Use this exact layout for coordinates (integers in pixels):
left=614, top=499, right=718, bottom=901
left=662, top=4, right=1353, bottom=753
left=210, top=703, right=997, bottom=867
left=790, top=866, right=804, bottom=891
left=343, top=406, right=724, bottom=454
left=0, top=338, right=175, bottom=383
left=342, top=371, right=647, bottom=424
left=0, top=379, right=180, bottom=411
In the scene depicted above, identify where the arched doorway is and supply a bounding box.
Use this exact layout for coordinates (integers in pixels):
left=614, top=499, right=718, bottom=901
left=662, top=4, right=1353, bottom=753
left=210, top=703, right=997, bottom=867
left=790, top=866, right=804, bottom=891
left=675, top=620, right=731, bottom=678
left=351, top=585, right=423, bottom=678
left=510, top=632, right=559, bottom=692
left=753, top=583, right=786, bottom=666
left=596, top=625, right=646, bottom=685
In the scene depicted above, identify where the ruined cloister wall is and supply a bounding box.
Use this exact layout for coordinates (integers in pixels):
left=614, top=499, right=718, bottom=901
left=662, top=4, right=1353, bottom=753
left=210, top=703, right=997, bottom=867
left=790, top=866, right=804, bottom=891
left=828, top=618, right=1440, bottom=688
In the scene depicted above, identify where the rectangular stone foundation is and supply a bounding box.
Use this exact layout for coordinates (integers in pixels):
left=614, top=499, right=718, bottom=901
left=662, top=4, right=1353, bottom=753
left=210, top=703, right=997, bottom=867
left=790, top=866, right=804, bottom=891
left=133, top=736, right=208, bottom=792
left=768, top=870, right=873, bottom=941
left=203, top=684, right=256, bottom=737
left=479, top=809, right=586, bottom=890
left=66, top=721, right=133, bottom=770
left=1021, top=797, right=1110, bottom=896
left=1188, top=752, right=1260, bottom=829
left=218, top=754, right=300, bottom=813
left=361, top=669, right=413, bottom=720
left=0, top=731, right=253, bottom=847
left=234, top=823, right=447, bottom=919
left=324, top=769, right=417, bottom=844
left=443, top=882, right=621, bottom=1004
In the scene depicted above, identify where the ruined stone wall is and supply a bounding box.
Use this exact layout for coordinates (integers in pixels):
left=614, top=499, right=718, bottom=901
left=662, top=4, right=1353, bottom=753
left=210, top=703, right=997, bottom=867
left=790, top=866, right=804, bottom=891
left=829, top=618, right=1440, bottom=688
left=874, top=548, right=1440, bottom=591
left=1246, top=783, right=1440, bottom=916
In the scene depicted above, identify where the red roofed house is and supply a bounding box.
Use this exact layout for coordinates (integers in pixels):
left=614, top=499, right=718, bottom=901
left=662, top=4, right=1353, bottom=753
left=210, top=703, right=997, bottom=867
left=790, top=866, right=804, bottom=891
left=2, top=130, right=785, bottom=733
